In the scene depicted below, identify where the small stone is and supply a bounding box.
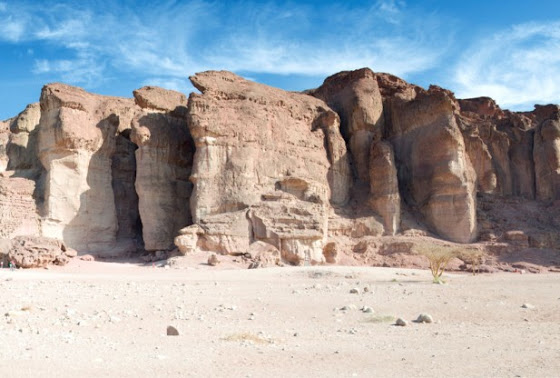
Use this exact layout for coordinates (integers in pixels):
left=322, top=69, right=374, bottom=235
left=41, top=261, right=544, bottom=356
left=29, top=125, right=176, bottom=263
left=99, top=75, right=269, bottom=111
left=361, top=306, right=374, bottom=313
left=395, top=318, right=407, bottom=326
left=208, top=254, right=220, bottom=266
left=167, top=326, right=179, bottom=336
left=349, top=288, right=360, bottom=294
left=415, top=314, right=433, bottom=323
left=521, top=303, right=535, bottom=309
left=363, top=287, right=369, bottom=293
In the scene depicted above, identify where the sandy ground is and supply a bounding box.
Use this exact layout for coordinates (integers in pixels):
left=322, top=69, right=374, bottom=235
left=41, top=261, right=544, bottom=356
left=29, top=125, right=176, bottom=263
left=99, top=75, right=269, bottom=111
left=1, top=257, right=559, bottom=378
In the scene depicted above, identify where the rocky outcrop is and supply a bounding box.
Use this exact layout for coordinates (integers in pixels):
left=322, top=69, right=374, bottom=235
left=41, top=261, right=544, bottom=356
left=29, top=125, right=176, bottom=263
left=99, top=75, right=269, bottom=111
left=0, top=177, right=40, bottom=238
left=533, top=105, right=560, bottom=201
left=38, top=84, right=136, bottom=254
left=310, top=68, right=384, bottom=183
left=369, top=141, right=400, bottom=235
left=4, top=235, right=76, bottom=268
left=133, top=86, right=188, bottom=113
left=457, top=98, right=537, bottom=199
left=0, top=119, right=10, bottom=172
left=6, top=103, right=41, bottom=175
left=387, top=87, right=477, bottom=243
left=182, top=71, right=352, bottom=264
left=0, top=67, right=558, bottom=269
left=131, top=88, right=193, bottom=251
left=37, top=83, right=193, bottom=254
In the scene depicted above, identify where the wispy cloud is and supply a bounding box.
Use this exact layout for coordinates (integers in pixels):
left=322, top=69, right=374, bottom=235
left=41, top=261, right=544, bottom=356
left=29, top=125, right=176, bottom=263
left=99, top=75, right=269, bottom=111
left=141, top=77, right=195, bottom=95
left=0, top=0, right=448, bottom=92
left=452, top=21, right=560, bottom=110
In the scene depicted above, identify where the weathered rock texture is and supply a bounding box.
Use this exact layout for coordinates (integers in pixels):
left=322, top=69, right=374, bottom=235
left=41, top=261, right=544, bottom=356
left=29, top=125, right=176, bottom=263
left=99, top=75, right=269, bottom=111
left=0, top=83, right=194, bottom=257
left=177, top=71, right=352, bottom=265
left=38, top=84, right=137, bottom=254
left=0, top=67, right=559, bottom=269
left=533, top=105, right=560, bottom=201
left=131, top=87, right=193, bottom=251
left=387, top=87, right=477, bottom=243
left=2, top=236, right=76, bottom=268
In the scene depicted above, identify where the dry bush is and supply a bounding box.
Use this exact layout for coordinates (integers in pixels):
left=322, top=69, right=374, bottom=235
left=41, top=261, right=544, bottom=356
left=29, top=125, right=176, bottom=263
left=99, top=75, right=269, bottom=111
left=364, top=315, right=395, bottom=324
left=414, top=243, right=458, bottom=284
left=456, top=248, right=486, bottom=275
left=222, top=333, right=272, bottom=344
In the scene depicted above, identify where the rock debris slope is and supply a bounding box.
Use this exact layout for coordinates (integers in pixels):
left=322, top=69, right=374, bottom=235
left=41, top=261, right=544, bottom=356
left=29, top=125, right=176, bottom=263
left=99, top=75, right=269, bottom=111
left=0, top=68, right=558, bottom=269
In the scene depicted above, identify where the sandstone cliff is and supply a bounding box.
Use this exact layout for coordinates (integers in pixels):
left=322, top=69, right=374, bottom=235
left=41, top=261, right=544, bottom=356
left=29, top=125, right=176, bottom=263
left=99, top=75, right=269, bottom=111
left=0, top=68, right=558, bottom=270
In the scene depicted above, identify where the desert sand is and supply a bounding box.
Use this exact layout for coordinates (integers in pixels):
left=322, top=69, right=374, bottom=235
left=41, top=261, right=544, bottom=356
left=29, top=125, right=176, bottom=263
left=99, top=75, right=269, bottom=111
left=1, top=256, right=559, bottom=378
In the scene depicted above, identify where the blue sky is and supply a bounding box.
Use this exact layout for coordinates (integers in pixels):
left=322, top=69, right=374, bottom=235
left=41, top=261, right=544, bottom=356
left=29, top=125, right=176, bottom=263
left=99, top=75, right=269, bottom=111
left=1, top=0, right=560, bottom=119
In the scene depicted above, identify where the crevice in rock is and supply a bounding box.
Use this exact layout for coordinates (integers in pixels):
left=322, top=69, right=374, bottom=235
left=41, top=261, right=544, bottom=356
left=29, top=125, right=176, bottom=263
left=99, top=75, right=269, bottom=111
left=112, top=129, right=143, bottom=252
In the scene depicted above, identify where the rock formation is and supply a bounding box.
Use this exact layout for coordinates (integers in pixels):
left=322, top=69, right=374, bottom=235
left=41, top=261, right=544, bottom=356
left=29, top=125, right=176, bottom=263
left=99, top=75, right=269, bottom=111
left=38, top=84, right=136, bottom=254
left=176, top=71, right=352, bottom=265
left=533, top=105, right=560, bottom=201
left=0, top=67, right=558, bottom=269
left=131, top=86, right=193, bottom=251
left=386, top=87, right=477, bottom=243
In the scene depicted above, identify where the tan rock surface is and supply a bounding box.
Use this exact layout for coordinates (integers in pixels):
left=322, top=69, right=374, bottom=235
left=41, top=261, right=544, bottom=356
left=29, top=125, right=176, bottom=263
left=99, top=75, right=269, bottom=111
left=311, top=68, right=385, bottom=183
left=6, top=103, right=41, bottom=174
left=185, top=71, right=351, bottom=262
left=387, top=87, right=477, bottom=243
left=0, top=119, right=10, bottom=172
left=533, top=105, right=560, bottom=201
left=369, top=141, right=400, bottom=235
left=131, top=110, right=193, bottom=251
left=6, top=235, right=73, bottom=268
left=133, top=86, right=188, bottom=112
left=38, top=84, right=136, bottom=254
left=0, top=68, right=559, bottom=269
left=0, top=177, right=40, bottom=238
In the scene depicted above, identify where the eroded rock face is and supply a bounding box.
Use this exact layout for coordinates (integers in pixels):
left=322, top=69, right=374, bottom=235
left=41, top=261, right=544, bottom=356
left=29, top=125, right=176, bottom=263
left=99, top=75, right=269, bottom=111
left=0, top=119, right=11, bottom=172
left=184, top=71, right=352, bottom=263
left=133, top=86, right=188, bottom=113
left=387, top=88, right=477, bottom=243
left=369, top=141, right=400, bottom=235
left=6, top=235, right=75, bottom=268
left=131, top=111, right=193, bottom=251
left=457, top=98, right=537, bottom=198
left=533, top=105, right=560, bottom=201
left=38, top=84, right=137, bottom=254
left=311, top=68, right=384, bottom=183
left=0, top=68, right=559, bottom=268
left=6, top=103, right=41, bottom=174
left=0, top=177, right=40, bottom=238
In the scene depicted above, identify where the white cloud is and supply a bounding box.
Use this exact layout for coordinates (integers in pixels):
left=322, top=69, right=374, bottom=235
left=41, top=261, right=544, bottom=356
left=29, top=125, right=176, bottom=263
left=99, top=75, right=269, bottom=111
left=0, top=16, right=25, bottom=42
left=0, top=1, right=448, bottom=89
left=453, top=21, right=560, bottom=110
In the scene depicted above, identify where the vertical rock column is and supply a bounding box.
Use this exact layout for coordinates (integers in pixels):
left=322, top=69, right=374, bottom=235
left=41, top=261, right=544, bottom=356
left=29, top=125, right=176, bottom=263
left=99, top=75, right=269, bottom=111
left=533, top=105, right=560, bottom=201
left=369, top=141, right=400, bottom=235
left=38, top=84, right=129, bottom=253
left=131, top=87, right=193, bottom=251
left=388, top=88, right=477, bottom=243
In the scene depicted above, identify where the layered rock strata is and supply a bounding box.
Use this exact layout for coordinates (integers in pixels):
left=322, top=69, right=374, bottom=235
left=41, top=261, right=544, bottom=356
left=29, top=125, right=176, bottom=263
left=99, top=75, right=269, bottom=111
left=176, top=71, right=352, bottom=264
left=131, top=87, right=193, bottom=251
left=0, top=67, right=558, bottom=268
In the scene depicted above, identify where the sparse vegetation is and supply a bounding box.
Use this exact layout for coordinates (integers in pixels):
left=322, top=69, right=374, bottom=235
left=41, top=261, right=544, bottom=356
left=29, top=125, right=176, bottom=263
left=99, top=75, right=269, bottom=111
left=222, top=332, right=272, bottom=344
left=456, top=248, right=486, bottom=275
left=414, top=243, right=458, bottom=284
left=364, top=315, right=395, bottom=324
